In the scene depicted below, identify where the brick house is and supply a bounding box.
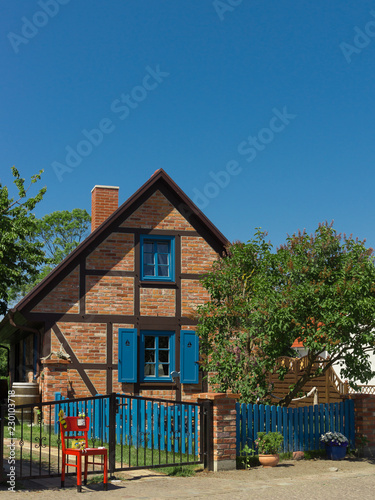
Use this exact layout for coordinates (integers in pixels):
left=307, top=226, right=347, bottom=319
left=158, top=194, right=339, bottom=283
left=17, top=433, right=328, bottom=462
left=0, top=169, right=229, bottom=402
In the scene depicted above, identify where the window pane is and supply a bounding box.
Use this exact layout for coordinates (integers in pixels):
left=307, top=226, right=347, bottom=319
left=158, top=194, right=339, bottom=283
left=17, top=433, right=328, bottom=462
left=159, top=350, right=169, bottom=363
left=145, top=364, right=155, bottom=376
left=157, top=243, right=169, bottom=254
left=159, top=336, right=169, bottom=349
left=158, top=364, right=169, bottom=377
left=144, top=242, right=153, bottom=252
left=145, top=336, right=155, bottom=349
left=144, top=253, right=154, bottom=265
left=144, top=265, right=155, bottom=276
left=157, top=254, right=168, bottom=265
left=158, top=265, right=169, bottom=277
left=145, top=350, right=155, bottom=362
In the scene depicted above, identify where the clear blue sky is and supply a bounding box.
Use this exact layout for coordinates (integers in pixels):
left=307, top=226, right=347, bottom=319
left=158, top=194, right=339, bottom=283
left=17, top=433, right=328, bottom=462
left=2, top=0, right=375, bottom=250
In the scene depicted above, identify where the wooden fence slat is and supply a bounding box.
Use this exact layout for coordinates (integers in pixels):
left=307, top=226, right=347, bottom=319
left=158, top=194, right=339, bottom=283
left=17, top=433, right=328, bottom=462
left=313, top=404, right=319, bottom=450
left=324, top=404, right=329, bottom=433
left=349, top=399, right=355, bottom=447
left=240, top=403, right=247, bottom=450
left=277, top=406, right=282, bottom=434
left=293, top=409, right=298, bottom=450
left=167, top=405, right=172, bottom=452
left=188, top=405, right=193, bottom=456
left=194, top=405, right=199, bottom=456
left=265, top=405, right=270, bottom=433
left=298, top=407, right=303, bottom=450
left=160, top=404, right=165, bottom=451
left=339, top=401, right=344, bottom=436
left=303, top=407, right=308, bottom=450
left=288, top=408, right=293, bottom=451
left=181, top=404, right=186, bottom=454
left=319, top=404, right=324, bottom=441
left=254, top=404, right=259, bottom=440
left=147, top=401, right=152, bottom=449
left=309, top=405, right=314, bottom=450
left=259, top=404, right=265, bottom=433
left=329, top=403, right=334, bottom=431
left=282, top=407, right=288, bottom=452
left=271, top=405, right=277, bottom=432
left=247, top=404, right=253, bottom=448
left=116, top=398, right=121, bottom=445
left=174, top=405, right=179, bottom=454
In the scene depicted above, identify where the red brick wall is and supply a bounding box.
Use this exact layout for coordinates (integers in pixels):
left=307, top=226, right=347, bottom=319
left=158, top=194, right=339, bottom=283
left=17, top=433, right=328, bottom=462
left=86, top=233, right=134, bottom=270
left=120, top=190, right=193, bottom=230
left=85, top=275, right=134, bottom=315
left=181, top=236, right=219, bottom=273
left=181, top=279, right=210, bottom=316
left=352, top=394, right=375, bottom=454
left=56, top=322, right=106, bottom=363
left=32, top=266, right=80, bottom=314
left=140, top=288, right=176, bottom=316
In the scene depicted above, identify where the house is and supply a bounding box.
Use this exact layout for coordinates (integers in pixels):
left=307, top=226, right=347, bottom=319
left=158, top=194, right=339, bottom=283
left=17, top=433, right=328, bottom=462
left=0, top=169, right=229, bottom=402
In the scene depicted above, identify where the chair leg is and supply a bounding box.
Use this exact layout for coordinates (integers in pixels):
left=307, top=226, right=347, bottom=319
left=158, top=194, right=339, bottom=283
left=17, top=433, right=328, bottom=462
left=77, top=453, right=82, bottom=492
left=103, top=452, right=108, bottom=489
left=61, top=454, right=65, bottom=488
left=84, top=455, right=88, bottom=485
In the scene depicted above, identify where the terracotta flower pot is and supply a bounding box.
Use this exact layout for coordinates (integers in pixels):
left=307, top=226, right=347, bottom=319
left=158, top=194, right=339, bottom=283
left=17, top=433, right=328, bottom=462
left=259, top=454, right=280, bottom=467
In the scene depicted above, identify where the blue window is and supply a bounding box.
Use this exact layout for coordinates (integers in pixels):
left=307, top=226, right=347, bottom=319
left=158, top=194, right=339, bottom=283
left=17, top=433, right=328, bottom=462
left=140, top=331, right=175, bottom=382
left=140, top=235, right=174, bottom=281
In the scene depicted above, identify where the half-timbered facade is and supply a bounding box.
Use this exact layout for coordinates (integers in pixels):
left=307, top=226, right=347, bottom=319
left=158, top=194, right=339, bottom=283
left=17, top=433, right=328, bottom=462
left=0, top=170, right=228, bottom=401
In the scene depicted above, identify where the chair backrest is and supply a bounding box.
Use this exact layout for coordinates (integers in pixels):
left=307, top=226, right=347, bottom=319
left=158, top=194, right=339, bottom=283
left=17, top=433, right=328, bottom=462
left=60, top=416, right=90, bottom=452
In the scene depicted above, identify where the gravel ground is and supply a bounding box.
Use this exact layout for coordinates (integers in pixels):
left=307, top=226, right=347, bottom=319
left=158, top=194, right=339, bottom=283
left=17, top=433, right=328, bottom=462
left=1, top=457, right=375, bottom=499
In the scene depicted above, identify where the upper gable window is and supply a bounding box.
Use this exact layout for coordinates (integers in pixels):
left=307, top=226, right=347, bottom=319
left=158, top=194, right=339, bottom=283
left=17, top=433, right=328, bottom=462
left=140, top=235, right=175, bottom=281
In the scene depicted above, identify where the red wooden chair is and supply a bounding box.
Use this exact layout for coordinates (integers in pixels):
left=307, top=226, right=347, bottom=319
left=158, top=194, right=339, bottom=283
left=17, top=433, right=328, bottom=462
left=60, top=416, right=108, bottom=492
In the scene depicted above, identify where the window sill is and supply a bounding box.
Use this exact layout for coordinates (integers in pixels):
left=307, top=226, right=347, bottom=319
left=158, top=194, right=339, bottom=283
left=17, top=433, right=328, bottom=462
left=140, top=281, right=177, bottom=288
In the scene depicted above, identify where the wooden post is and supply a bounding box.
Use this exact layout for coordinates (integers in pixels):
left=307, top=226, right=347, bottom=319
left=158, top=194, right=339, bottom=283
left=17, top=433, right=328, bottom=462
left=325, top=370, right=330, bottom=403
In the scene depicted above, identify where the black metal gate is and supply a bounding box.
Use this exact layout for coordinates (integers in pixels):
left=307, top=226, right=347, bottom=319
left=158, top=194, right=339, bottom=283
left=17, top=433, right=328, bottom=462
left=1, top=393, right=213, bottom=481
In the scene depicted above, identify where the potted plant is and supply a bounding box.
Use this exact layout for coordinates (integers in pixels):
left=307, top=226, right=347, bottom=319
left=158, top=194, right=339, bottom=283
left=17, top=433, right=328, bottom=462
left=77, top=411, right=86, bottom=427
left=320, top=431, right=348, bottom=460
left=255, top=431, right=284, bottom=467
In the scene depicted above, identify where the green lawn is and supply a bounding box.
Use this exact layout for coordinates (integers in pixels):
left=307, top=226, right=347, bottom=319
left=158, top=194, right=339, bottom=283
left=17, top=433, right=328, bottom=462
left=4, top=423, right=201, bottom=474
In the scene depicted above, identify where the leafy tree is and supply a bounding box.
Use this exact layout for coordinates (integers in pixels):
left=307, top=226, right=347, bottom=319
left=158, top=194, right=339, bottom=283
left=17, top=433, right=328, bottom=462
left=197, top=223, right=375, bottom=406
left=0, top=167, right=46, bottom=315
left=8, top=209, right=91, bottom=302
left=35, top=209, right=91, bottom=264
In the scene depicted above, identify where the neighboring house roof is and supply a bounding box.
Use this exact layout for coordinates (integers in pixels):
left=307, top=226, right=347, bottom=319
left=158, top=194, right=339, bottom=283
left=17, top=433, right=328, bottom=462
left=0, top=169, right=229, bottom=342
left=292, top=338, right=304, bottom=348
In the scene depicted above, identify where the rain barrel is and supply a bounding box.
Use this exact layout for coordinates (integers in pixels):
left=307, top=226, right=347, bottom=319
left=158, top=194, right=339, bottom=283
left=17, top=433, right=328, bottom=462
left=12, top=382, right=40, bottom=423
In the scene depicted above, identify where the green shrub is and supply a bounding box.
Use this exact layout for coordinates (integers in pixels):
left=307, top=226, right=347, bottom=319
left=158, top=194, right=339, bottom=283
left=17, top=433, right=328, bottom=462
left=255, top=432, right=284, bottom=454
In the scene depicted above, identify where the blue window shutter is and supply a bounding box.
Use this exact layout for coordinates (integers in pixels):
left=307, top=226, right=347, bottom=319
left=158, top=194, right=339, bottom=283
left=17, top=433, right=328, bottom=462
left=180, top=330, right=199, bottom=384
left=118, top=328, right=137, bottom=383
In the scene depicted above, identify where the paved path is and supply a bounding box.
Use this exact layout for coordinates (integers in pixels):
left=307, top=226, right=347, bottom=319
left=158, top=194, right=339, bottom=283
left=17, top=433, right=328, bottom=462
left=1, top=459, right=375, bottom=499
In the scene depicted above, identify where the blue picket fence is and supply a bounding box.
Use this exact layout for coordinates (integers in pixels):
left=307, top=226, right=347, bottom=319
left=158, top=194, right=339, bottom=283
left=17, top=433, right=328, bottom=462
left=236, top=400, right=355, bottom=454
left=54, top=393, right=199, bottom=456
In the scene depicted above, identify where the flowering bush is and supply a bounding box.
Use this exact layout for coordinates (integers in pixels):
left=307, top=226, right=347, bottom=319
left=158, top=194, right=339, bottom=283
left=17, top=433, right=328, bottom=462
left=320, top=432, right=348, bottom=446
left=255, top=432, right=284, bottom=454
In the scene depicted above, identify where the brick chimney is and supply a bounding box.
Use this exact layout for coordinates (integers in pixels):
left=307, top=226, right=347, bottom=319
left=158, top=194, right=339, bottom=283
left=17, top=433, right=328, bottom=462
left=91, top=185, right=119, bottom=232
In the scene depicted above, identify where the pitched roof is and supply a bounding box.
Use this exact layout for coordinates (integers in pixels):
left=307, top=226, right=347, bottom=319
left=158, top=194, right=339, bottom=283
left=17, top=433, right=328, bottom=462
left=6, top=169, right=229, bottom=317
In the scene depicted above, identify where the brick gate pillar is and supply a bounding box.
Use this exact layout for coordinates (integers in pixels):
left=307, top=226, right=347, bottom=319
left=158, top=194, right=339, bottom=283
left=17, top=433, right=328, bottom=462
left=351, top=394, right=375, bottom=456
left=196, top=393, right=239, bottom=472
